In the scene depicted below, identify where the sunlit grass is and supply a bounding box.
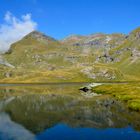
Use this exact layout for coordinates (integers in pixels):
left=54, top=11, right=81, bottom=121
left=92, top=83, right=140, bottom=111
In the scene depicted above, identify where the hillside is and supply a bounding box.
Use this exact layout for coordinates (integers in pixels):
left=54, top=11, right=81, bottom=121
left=0, top=28, right=139, bottom=83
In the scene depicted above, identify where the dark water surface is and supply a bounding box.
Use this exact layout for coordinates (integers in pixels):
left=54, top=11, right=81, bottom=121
left=0, top=83, right=140, bottom=140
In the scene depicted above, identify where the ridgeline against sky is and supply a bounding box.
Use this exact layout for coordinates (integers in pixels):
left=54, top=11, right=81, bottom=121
left=0, top=0, right=140, bottom=40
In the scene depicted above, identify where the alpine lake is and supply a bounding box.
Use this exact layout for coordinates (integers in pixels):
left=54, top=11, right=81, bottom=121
left=0, top=83, right=140, bottom=140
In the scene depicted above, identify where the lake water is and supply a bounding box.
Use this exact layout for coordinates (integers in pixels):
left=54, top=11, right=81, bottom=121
left=0, top=83, right=140, bottom=140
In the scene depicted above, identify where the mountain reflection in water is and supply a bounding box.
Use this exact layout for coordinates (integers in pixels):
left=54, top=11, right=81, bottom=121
left=0, top=83, right=140, bottom=140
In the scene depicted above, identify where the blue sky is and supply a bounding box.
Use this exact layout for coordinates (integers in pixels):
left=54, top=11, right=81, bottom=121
left=0, top=0, right=140, bottom=39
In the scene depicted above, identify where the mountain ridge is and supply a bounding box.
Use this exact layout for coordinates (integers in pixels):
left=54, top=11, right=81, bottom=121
left=0, top=27, right=139, bottom=83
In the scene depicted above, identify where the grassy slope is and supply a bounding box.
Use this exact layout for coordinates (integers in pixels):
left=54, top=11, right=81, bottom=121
left=0, top=28, right=140, bottom=83
left=92, top=83, right=140, bottom=111
left=1, top=35, right=93, bottom=83
left=107, top=29, right=140, bottom=81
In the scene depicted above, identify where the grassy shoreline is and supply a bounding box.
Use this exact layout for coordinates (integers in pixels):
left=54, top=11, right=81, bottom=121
left=92, top=83, right=140, bottom=111
left=0, top=80, right=139, bottom=84
left=0, top=81, right=140, bottom=112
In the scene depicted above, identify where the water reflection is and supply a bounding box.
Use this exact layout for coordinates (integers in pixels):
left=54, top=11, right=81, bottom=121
left=0, top=112, right=35, bottom=140
left=0, top=83, right=140, bottom=140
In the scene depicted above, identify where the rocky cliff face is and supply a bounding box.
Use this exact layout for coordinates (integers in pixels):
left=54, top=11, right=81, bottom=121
left=62, top=33, right=125, bottom=48
left=0, top=27, right=139, bottom=83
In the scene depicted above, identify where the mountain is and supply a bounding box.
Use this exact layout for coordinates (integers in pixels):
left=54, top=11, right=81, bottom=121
left=107, top=28, right=140, bottom=80
left=0, top=28, right=139, bottom=83
left=62, top=33, right=125, bottom=48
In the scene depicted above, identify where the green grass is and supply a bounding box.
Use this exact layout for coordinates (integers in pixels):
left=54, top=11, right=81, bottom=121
left=92, top=83, right=140, bottom=111
left=0, top=29, right=140, bottom=83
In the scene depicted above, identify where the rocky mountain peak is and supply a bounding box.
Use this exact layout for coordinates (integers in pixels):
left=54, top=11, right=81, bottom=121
left=24, top=30, right=58, bottom=42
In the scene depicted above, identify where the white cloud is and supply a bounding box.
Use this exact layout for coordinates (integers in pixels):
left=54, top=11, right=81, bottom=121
left=4, top=11, right=12, bottom=22
left=0, top=113, right=35, bottom=140
left=0, top=12, right=37, bottom=53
